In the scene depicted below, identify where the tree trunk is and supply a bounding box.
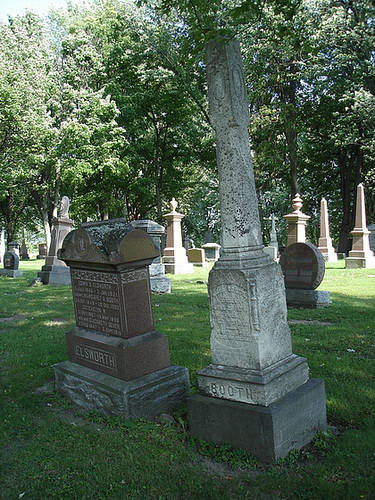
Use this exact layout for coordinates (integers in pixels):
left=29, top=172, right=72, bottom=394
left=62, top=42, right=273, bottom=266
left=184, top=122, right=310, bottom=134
left=337, top=145, right=363, bottom=254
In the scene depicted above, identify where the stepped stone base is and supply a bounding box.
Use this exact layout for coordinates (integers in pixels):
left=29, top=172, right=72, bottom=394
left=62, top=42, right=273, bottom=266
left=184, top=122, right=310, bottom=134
left=38, top=265, right=71, bottom=285
left=188, top=378, right=327, bottom=463
left=286, top=289, right=330, bottom=308
left=0, top=269, right=22, bottom=277
left=54, top=361, right=190, bottom=420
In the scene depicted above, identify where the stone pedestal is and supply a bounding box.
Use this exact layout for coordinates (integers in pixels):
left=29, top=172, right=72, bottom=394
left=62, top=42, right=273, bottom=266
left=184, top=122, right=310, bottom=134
left=131, top=220, right=171, bottom=294
left=202, top=242, right=221, bottom=261
left=346, top=184, right=375, bottom=269
left=318, top=198, right=337, bottom=262
left=55, top=218, right=189, bottom=420
left=162, top=199, right=194, bottom=274
left=187, top=39, right=326, bottom=463
left=38, top=196, right=73, bottom=285
left=283, top=195, right=310, bottom=247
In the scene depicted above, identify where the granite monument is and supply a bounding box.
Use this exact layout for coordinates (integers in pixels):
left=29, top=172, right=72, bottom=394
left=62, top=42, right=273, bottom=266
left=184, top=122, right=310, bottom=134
left=54, top=218, right=189, bottom=419
left=187, top=39, right=327, bottom=463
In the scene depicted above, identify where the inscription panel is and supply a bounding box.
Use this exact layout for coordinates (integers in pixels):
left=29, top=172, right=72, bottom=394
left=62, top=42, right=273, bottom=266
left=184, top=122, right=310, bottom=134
left=71, top=269, right=124, bottom=336
left=280, top=243, right=325, bottom=290
left=75, top=343, right=117, bottom=372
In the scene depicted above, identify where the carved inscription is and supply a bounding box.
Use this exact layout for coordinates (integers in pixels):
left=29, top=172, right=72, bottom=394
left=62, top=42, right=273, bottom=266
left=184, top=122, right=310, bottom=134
left=71, top=269, right=124, bottom=336
left=75, top=343, right=117, bottom=372
left=210, top=280, right=260, bottom=341
left=208, top=381, right=254, bottom=404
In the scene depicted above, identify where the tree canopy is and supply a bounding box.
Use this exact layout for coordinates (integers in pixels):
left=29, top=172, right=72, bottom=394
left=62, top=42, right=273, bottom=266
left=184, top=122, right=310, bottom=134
left=0, top=0, right=374, bottom=253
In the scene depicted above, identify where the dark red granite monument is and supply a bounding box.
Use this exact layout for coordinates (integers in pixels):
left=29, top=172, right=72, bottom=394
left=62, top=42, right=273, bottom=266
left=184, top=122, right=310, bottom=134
left=54, top=218, right=189, bottom=419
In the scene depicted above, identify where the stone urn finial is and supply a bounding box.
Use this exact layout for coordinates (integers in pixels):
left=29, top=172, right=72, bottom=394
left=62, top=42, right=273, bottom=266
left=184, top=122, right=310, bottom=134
left=292, top=194, right=303, bottom=213
left=170, top=198, right=178, bottom=212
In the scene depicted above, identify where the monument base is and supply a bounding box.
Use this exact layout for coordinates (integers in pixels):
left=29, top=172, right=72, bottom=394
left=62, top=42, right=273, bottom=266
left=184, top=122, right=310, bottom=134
left=150, top=276, right=171, bottom=294
left=197, top=355, right=309, bottom=407
left=0, top=269, right=22, bottom=277
left=285, top=289, right=330, bottom=308
left=38, top=265, right=71, bottom=285
left=54, top=361, right=190, bottom=420
left=162, top=256, right=194, bottom=275
left=345, top=256, right=375, bottom=269
left=188, top=378, right=327, bottom=463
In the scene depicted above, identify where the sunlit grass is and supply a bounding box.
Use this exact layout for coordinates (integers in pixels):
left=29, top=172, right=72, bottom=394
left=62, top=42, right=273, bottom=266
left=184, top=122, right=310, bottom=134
left=1, top=259, right=374, bottom=499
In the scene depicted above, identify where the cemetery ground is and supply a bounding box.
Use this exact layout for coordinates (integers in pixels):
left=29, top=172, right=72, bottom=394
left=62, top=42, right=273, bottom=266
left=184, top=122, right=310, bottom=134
left=1, top=261, right=374, bottom=500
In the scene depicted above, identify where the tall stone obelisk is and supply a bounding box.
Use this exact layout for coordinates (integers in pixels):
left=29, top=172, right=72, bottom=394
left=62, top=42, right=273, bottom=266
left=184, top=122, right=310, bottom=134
left=318, top=198, right=337, bottom=262
left=187, top=39, right=327, bottom=463
left=345, top=183, right=375, bottom=268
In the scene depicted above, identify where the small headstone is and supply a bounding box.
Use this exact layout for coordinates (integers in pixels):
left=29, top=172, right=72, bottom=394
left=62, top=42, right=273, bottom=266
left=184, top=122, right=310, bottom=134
left=202, top=242, right=221, bottom=261
left=54, top=218, right=189, bottom=420
left=280, top=243, right=330, bottom=308
left=0, top=250, right=22, bottom=277
left=188, top=248, right=207, bottom=267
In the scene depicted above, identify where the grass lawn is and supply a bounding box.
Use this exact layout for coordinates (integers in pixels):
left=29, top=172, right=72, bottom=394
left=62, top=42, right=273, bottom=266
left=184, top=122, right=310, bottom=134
left=1, top=259, right=374, bottom=499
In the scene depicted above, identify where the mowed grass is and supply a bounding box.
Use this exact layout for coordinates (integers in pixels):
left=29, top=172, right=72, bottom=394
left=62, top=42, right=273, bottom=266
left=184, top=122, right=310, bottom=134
left=0, top=259, right=374, bottom=499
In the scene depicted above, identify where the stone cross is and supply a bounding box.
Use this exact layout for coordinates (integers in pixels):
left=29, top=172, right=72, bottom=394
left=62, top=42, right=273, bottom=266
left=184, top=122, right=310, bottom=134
left=318, top=198, right=337, bottom=262
left=346, top=183, right=375, bottom=268
left=187, top=38, right=327, bottom=463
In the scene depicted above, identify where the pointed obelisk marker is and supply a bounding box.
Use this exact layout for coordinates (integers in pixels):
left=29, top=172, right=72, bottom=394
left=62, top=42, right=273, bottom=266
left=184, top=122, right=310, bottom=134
left=346, top=184, right=375, bottom=268
left=187, top=39, right=327, bottom=463
left=318, top=198, right=337, bottom=262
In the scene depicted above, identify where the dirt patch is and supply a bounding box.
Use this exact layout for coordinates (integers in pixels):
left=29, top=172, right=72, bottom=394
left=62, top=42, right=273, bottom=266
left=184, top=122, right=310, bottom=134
left=288, top=319, right=333, bottom=326
left=0, top=314, right=27, bottom=324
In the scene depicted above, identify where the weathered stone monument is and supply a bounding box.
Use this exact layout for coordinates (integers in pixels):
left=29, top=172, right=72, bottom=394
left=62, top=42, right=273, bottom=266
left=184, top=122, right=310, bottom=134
left=318, top=198, right=337, bottom=262
left=345, top=184, right=375, bottom=269
left=21, top=229, right=29, bottom=260
left=54, top=218, right=189, bottom=419
left=38, top=196, right=73, bottom=285
left=283, top=194, right=310, bottom=247
left=280, top=242, right=330, bottom=308
left=0, top=250, right=22, bottom=277
left=131, top=219, right=171, bottom=293
left=187, top=39, right=327, bottom=463
left=162, top=198, right=194, bottom=274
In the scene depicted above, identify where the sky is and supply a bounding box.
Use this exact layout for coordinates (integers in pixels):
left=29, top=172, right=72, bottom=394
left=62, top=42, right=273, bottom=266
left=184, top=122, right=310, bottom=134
left=0, top=0, right=82, bottom=23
